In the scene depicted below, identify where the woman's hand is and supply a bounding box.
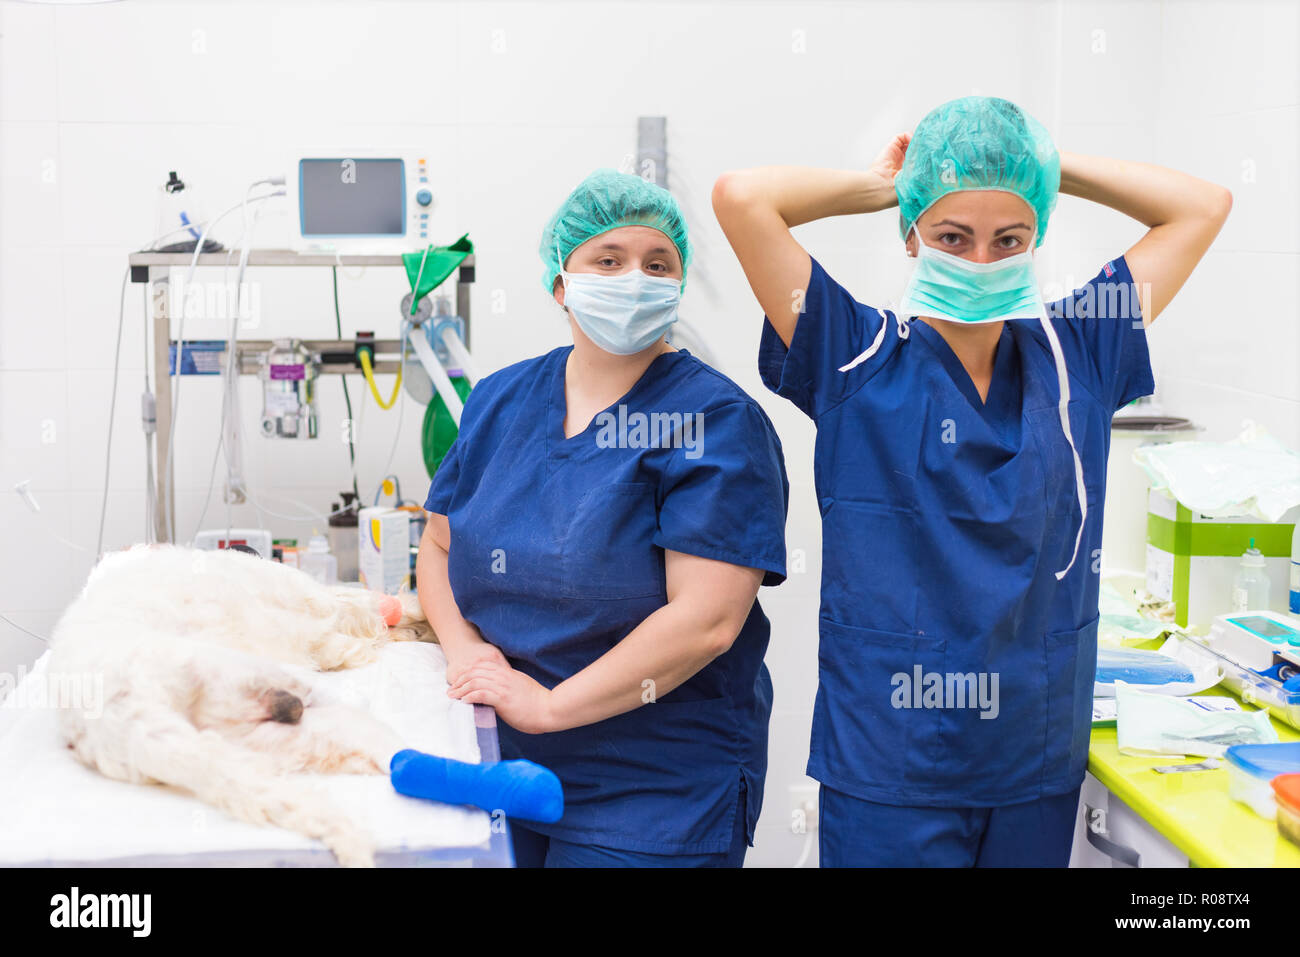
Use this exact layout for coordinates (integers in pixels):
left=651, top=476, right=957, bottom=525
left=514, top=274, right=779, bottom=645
left=869, top=132, right=911, bottom=186
left=444, top=641, right=509, bottom=686
left=448, top=659, right=556, bottom=735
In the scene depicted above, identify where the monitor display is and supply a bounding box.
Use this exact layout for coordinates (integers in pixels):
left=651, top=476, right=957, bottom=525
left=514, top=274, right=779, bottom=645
left=1229, top=616, right=1295, bottom=639
left=299, top=158, right=404, bottom=236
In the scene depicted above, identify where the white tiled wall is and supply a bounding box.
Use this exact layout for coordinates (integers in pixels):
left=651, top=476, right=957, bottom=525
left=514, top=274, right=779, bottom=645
left=1, top=0, right=1294, bottom=866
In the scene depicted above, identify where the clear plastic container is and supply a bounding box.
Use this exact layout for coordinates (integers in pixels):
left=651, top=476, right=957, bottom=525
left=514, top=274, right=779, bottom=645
left=298, top=535, right=338, bottom=586
left=1273, top=774, right=1300, bottom=848
left=1179, top=636, right=1300, bottom=732
left=1232, top=539, right=1270, bottom=613
left=1225, top=743, right=1300, bottom=820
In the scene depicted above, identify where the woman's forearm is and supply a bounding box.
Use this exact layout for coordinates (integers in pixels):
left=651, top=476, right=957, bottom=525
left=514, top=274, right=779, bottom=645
left=1059, top=150, right=1232, bottom=227
left=414, top=532, right=488, bottom=658
left=545, top=597, right=743, bottom=732
left=718, top=165, right=896, bottom=228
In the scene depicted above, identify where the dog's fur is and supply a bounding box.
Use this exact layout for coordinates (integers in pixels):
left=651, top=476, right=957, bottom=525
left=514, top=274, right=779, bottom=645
left=48, top=544, right=436, bottom=867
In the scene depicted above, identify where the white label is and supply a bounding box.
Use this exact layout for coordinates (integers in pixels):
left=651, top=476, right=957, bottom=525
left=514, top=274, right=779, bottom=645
left=265, top=391, right=299, bottom=415
left=1231, top=586, right=1249, bottom=613
left=1146, top=544, right=1174, bottom=600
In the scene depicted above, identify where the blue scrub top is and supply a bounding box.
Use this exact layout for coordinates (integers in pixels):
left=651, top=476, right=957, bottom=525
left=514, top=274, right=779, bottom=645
left=427, top=346, right=789, bottom=854
left=759, top=255, right=1154, bottom=808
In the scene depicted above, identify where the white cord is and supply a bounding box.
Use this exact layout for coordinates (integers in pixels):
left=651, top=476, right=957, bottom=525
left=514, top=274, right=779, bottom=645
left=0, top=612, right=48, bottom=645
left=95, top=268, right=131, bottom=560
left=190, top=239, right=248, bottom=543
left=143, top=282, right=156, bottom=544
left=161, top=185, right=282, bottom=543
left=373, top=321, right=411, bottom=493
left=333, top=248, right=367, bottom=280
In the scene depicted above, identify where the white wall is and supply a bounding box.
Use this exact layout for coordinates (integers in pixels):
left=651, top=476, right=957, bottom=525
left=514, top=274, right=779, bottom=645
left=0, top=0, right=1294, bottom=866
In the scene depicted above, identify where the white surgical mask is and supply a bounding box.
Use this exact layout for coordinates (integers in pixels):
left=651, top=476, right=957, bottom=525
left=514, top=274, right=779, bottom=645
left=559, top=242, right=681, bottom=356
left=561, top=269, right=681, bottom=356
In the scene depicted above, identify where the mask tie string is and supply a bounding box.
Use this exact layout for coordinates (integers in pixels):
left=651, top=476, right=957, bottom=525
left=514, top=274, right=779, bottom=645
left=1038, top=312, right=1087, bottom=580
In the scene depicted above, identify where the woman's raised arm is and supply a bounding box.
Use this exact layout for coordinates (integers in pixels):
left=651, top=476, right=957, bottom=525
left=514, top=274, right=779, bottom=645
left=712, top=135, right=907, bottom=346
left=1059, top=150, right=1232, bottom=326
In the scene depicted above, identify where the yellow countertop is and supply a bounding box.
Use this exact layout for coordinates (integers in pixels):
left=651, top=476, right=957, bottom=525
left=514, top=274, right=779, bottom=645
left=1088, top=686, right=1300, bottom=867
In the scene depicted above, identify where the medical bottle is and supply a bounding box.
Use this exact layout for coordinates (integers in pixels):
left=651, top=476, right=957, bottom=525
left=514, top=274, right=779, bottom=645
left=299, top=534, right=338, bottom=586
left=1232, top=538, right=1270, bottom=613
left=1290, top=522, right=1299, bottom=614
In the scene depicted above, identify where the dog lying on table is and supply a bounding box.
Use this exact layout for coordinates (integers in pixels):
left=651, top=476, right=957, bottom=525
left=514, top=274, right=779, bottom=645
left=48, top=543, right=436, bottom=867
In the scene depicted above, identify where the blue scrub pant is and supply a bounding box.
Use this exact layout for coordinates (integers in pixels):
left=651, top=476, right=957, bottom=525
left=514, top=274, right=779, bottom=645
left=819, top=785, right=1082, bottom=867
left=509, top=782, right=750, bottom=868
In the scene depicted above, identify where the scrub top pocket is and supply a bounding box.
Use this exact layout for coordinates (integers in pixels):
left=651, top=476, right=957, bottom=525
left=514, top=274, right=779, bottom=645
left=812, top=617, right=947, bottom=794
left=560, top=482, right=665, bottom=600
left=1044, top=615, right=1100, bottom=784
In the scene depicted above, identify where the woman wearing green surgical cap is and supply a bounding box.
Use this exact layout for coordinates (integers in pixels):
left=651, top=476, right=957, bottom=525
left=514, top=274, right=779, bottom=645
left=417, top=168, right=790, bottom=867
left=714, top=95, right=1231, bottom=867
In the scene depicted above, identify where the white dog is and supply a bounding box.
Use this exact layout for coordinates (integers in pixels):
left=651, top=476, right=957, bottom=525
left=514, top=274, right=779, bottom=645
left=48, top=543, right=436, bottom=867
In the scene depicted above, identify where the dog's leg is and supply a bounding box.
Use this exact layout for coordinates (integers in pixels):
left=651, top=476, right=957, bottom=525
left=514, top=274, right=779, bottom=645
left=116, top=710, right=378, bottom=867
left=243, top=703, right=404, bottom=774
left=183, top=652, right=316, bottom=731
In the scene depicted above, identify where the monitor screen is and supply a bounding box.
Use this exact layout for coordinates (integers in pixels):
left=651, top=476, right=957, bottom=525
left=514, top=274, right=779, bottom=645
left=299, top=158, right=404, bottom=236
left=1229, top=616, right=1295, bottom=639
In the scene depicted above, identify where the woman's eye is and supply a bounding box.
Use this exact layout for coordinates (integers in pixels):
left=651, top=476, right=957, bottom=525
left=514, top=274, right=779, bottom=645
left=996, top=236, right=1023, bottom=250
left=645, top=263, right=665, bottom=273
left=597, top=257, right=618, bottom=267
left=938, top=233, right=963, bottom=247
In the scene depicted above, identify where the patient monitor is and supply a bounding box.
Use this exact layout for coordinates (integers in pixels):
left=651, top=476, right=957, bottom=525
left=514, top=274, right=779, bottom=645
left=286, top=151, right=435, bottom=254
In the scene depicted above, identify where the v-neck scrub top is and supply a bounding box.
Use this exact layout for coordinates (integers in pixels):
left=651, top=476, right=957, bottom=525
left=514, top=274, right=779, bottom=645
left=426, top=346, right=790, bottom=854
left=759, top=255, right=1155, bottom=808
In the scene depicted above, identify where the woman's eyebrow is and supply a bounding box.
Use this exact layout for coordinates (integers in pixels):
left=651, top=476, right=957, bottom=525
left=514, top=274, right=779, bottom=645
left=931, top=219, right=974, bottom=235
left=994, top=223, right=1033, bottom=235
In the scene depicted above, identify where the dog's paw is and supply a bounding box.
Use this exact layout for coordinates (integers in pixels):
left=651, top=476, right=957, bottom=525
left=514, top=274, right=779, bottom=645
left=328, top=829, right=377, bottom=868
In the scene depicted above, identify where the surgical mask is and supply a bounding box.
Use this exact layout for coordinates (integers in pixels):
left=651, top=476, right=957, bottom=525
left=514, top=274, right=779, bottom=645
left=899, top=230, right=1087, bottom=581
left=560, top=261, right=681, bottom=356
left=899, top=233, right=1046, bottom=325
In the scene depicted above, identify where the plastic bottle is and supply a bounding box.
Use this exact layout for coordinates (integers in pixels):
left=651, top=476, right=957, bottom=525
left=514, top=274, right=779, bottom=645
left=298, top=534, right=338, bottom=586
left=1232, top=538, right=1270, bottom=613
left=327, top=492, right=360, bottom=582
left=1290, top=522, right=1300, bottom=615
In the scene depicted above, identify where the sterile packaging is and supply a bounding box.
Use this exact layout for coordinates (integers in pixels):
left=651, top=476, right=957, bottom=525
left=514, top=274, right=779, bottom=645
left=1224, top=743, right=1300, bottom=820
left=1115, top=680, right=1277, bottom=759
left=1273, top=775, right=1300, bottom=847
left=359, top=507, right=410, bottom=595
left=1094, top=647, right=1197, bottom=697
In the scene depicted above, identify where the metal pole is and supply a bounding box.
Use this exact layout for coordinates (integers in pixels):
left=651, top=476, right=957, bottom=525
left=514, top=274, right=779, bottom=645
left=151, top=272, right=174, bottom=543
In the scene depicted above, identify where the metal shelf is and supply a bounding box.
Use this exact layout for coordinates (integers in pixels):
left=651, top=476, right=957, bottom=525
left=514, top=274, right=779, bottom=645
left=133, top=247, right=474, bottom=543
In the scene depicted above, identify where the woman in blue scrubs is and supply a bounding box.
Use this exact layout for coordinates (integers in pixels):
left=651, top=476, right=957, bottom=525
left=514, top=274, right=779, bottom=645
left=416, top=169, right=789, bottom=867
left=712, top=96, right=1232, bottom=866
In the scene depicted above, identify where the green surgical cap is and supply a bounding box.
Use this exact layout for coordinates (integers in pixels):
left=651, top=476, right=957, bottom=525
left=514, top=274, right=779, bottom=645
left=895, top=96, right=1060, bottom=248
left=540, top=169, right=692, bottom=293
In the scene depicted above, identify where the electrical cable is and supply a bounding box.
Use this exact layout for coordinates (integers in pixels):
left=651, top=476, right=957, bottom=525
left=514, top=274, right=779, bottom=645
left=359, top=349, right=402, bottom=409
left=162, top=184, right=281, bottom=543
left=95, top=267, right=131, bottom=561
left=332, top=266, right=361, bottom=504
left=0, top=612, right=48, bottom=645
